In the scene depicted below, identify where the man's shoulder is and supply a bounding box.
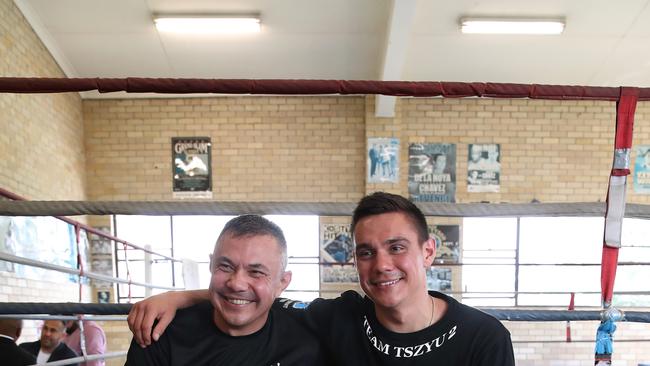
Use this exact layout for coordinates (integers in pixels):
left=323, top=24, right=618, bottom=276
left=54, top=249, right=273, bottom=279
left=162, top=301, right=215, bottom=337
left=438, top=293, right=509, bottom=334
left=55, top=341, right=78, bottom=358
left=2, top=341, right=36, bottom=363
left=274, top=290, right=364, bottom=312
left=18, top=340, right=39, bottom=352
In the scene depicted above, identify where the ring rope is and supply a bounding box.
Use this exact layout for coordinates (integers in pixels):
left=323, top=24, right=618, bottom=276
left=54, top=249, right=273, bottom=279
left=0, top=251, right=179, bottom=290
left=27, top=351, right=127, bottom=366
left=0, top=314, right=125, bottom=321
left=0, top=187, right=181, bottom=263
left=4, top=200, right=650, bottom=218
left=2, top=302, right=650, bottom=322
left=2, top=77, right=650, bottom=101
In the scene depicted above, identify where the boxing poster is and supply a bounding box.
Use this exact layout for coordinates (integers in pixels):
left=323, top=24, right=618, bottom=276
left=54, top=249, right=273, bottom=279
left=428, top=224, right=460, bottom=264
left=172, top=137, right=212, bottom=199
left=320, top=224, right=358, bottom=283
left=467, top=143, right=501, bottom=193
left=426, top=267, right=451, bottom=292
left=634, top=145, right=650, bottom=194
left=367, top=138, right=400, bottom=184
left=408, top=143, right=456, bottom=202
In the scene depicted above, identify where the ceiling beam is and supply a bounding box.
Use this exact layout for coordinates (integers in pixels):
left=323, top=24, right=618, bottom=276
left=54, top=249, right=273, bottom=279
left=375, top=0, right=417, bottom=118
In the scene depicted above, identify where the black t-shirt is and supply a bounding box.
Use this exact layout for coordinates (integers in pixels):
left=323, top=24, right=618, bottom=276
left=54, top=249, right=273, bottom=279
left=126, top=301, right=325, bottom=366
left=278, top=290, right=515, bottom=366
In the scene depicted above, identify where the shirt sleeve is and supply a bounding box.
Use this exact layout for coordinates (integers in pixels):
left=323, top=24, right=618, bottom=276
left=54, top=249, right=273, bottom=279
left=83, top=325, right=107, bottom=366
left=473, top=323, right=515, bottom=366
left=125, top=337, right=171, bottom=366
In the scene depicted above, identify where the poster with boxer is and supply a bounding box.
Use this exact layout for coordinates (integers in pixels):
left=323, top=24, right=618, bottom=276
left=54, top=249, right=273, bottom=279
left=634, top=145, right=650, bottom=194
left=367, top=137, right=400, bottom=184
left=320, top=224, right=358, bottom=283
left=172, top=137, right=212, bottom=199
left=428, top=224, right=460, bottom=264
left=426, top=267, right=452, bottom=292
left=467, top=143, right=501, bottom=193
left=408, top=143, right=456, bottom=202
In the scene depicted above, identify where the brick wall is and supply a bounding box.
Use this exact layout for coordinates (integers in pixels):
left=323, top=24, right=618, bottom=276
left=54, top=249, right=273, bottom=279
left=83, top=97, right=366, bottom=201
left=0, top=0, right=85, bottom=200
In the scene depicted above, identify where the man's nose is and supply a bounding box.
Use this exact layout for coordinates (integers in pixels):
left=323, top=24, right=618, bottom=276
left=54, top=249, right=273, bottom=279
left=226, top=269, right=249, bottom=291
left=374, top=250, right=394, bottom=271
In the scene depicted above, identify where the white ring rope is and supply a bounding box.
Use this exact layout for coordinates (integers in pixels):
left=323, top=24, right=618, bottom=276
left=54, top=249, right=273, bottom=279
left=27, top=351, right=127, bottom=366
left=0, top=251, right=180, bottom=291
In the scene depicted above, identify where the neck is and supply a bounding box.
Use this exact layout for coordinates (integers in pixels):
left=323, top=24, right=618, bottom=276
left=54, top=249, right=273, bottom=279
left=212, top=310, right=268, bottom=337
left=374, top=293, right=434, bottom=333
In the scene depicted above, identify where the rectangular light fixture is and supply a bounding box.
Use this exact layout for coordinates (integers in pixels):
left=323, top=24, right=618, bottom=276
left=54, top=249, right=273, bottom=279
left=154, top=14, right=261, bottom=34
left=460, top=18, right=565, bottom=35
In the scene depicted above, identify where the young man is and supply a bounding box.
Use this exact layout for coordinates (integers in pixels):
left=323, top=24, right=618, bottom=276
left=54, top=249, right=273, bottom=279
left=129, top=193, right=514, bottom=365
left=20, top=320, right=79, bottom=366
left=0, top=319, right=36, bottom=366
left=125, top=214, right=324, bottom=365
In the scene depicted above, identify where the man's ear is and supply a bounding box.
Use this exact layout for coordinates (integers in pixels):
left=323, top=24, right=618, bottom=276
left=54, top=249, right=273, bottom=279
left=278, top=270, right=292, bottom=296
left=208, top=254, right=213, bottom=273
left=423, top=238, right=436, bottom=267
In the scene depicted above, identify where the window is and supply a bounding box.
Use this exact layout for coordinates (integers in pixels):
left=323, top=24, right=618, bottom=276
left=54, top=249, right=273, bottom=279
left=114, top=215, right=320, bottom=303
left=462, top=217, right=650, bottom=307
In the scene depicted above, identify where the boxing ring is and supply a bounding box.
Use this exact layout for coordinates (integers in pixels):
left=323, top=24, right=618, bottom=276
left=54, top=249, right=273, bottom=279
left=2, top=77, right=650, bottom=365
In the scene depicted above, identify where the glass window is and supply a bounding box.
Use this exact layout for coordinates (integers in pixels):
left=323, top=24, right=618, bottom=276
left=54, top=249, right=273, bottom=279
left=463, top=216, right=650, bottom=307
left=114, top=214, right=320, bottom=303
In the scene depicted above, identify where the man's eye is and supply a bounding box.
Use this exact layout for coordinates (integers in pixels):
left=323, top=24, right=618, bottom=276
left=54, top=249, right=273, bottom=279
left=250, top=270, right=266, bottom=277
left=356, top=249, right=373, bottom=258
left=390, top=245, right=405, bottom=253
left=218, top=264, right=233, bottom=272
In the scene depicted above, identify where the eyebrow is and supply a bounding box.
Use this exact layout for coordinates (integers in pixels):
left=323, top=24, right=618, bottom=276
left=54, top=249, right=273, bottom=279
left=355, top=236, right=410, bottom=250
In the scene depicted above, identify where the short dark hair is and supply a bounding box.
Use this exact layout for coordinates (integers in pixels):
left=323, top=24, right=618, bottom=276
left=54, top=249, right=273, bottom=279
left=351, top=192, right=429, bottom=244
left=216, top=215, right=288, bottom=269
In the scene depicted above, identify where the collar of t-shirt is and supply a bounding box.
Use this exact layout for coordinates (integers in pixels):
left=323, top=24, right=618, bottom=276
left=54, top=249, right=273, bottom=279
left=37, top=350, right=52, bottom=364
left=0, top=334, right=15, bottom=341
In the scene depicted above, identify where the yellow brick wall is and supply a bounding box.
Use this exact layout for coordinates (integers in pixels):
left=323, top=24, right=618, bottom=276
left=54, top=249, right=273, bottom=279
left=0, top=0, right=85, bottom=200
left=82, top=97, right=366, bottom=201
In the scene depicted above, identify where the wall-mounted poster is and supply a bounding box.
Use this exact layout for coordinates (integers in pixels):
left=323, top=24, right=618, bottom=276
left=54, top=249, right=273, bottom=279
left=320, top=224, right=358, bottom=283
left=426, top=267, right=451, bottom=292
left=408, top=143, right=456, bottom=202
left=467, top=143, right=501, bottom=193
left=634, top=145, right=650, bottom=194
left=368, top=138, right=400, bottom=183
left=428, top=224, right=460, bottom=264
left=172, top=137, right=212, bottom=199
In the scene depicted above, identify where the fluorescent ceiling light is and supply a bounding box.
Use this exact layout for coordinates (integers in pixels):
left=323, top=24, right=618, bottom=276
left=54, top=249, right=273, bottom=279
left=154, top=15, right=261, bottom=34
left=460, top=18, right=565, bottom=35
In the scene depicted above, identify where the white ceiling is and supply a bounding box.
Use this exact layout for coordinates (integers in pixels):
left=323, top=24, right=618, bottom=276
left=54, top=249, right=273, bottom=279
left=14, top=0, right=650, bottom=100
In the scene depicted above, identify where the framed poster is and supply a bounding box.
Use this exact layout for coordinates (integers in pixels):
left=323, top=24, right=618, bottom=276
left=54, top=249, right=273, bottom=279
left=172, top=137, right=212, bottom=199
left=368, top=138, right=400, bottom=183
left=426, top=267, right=451, bottom=292
left=634, top=145, right=650, bottom=194
left=428, top=224, right=460, bottom=264
left=408, top=143, right=456, bottom=202
left=467, top=143, right=501, bottom=193
left=320, top=224, right=358, bottom=283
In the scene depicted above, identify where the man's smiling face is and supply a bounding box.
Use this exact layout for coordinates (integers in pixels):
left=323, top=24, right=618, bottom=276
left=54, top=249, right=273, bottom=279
left=209, top=233, right=290, bottom=336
